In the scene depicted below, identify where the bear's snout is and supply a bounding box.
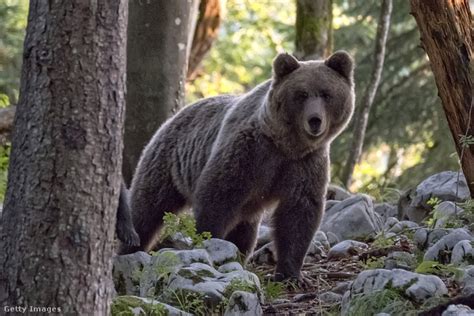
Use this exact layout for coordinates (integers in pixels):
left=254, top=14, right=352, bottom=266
left=307, top=116, right=322, bottom=135
left=303, top=99, right=327, bottom=137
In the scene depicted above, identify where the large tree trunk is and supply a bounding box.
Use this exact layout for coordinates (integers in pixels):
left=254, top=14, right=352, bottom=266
left=295, top=0, right=333, bottom=60
left=410, top=0, right=474, bottom=197
left=0, top=1, right=128, bottom=313
left=187, top=0, right=222, bottom=80
left=341, top=0, right=392, bottom=188
left=123, top=0, right=199, bottom=184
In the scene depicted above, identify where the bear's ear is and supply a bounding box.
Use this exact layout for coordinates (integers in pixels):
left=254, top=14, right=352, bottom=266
left=273, top=53, right=300, bottom=80
left=325, top=51, right=354, bottom=80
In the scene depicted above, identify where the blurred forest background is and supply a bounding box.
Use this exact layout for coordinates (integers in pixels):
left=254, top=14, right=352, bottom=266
left=0, top=0, right=460, bottom=201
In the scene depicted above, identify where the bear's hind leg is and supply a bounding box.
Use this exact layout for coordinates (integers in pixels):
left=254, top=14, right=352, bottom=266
left=119, top=176, right=186, bottom=254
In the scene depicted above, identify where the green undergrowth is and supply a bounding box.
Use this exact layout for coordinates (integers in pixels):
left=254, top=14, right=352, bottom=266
left=161, top=212, right=212, bottom=247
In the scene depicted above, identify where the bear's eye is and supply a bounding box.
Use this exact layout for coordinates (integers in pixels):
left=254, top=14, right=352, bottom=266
left=321, top=91, right=331, bottom=100
left=294, top=91, right=309, bottom=102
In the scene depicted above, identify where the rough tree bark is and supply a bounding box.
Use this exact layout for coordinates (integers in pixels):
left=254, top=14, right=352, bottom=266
left=0, top=1, right=128, bottom=314
left=295, top=0, right=333, bottom=60
left=187, top=0, right=222, bottom=80
left=410, top=0, right=474, bottom=197
left=123, top=0, right=199, bottom=184
left=342, top=0, right=393, bottom=188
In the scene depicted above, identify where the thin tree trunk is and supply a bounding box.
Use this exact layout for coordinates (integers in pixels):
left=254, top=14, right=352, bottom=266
left=295, top=0, right=333, bottom=60
left=342, top=0, right=393, bottom=188
left=123, top=0, right=198, bottom=185
left=410, top=0, right=474, bottom=197
left=0, top=1, right=128, bottom=313
left=187, top=0, right=222, bottom=80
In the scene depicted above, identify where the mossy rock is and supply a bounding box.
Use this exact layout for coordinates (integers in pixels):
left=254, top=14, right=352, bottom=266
left=111, top=296, right=191, bottom=316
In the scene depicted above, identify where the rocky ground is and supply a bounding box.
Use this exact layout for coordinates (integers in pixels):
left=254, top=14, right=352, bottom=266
left=112, top=171, right=474, bottom=315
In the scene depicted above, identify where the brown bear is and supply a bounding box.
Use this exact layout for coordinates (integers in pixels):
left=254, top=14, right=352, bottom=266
left=119, top=51, right=355, bottom=282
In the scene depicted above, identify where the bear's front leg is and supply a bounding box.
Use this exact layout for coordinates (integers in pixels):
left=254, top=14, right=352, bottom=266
left=272, top=156, right=328, bottom=282
left=193, top=134, right=260, bottom=239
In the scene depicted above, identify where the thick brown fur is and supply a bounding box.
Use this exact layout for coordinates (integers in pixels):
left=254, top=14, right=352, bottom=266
left=120, top=51, right=355, bottom=280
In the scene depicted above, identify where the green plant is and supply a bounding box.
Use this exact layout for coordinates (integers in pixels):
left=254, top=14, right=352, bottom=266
left=424, top=197, right=443, bottom=229
left=427, top=196, right=442, bottom=207
left=347, top=288, right=416, bottom=316
left=415, top=261, right=463, bottom=279
left=223, top=278, right=258, bottom=297
left=0, top=144, right=10, bottom=201
left=152, top=251, right=180, bottom=280
left=111, top=296, right=167, bottom=316
left=161, top=212, right=211, bottom=247
left=363, top=257, right=385, bottom=269
left=262, top=279, right=284, bottom=301
left=166, top=290, right=208, bottom=316
left=372, top=231, right=397, bottom=249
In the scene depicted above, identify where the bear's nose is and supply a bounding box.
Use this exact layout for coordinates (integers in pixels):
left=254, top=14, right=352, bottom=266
left=307, top=116, right=322, bottom=135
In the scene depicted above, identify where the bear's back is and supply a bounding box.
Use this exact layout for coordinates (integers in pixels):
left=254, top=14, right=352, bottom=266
left=158, top=95, right=237, bottom=198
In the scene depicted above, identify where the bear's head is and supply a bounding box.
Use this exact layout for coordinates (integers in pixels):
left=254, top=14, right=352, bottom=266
left=263, top=51, right=355, bottom=157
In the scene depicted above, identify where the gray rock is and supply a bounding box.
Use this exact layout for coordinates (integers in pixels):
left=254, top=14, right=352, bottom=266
left=327, top=184, right=352, bottom=201
left=313, top=231, right=330, bottom=250
left=218, top=262, right=244, bottom=273
left=442, top=304, right=474, bottom=316
left=384, top=251, right=416, bottom=270
left=159, top=248, right=213, bottom=266
left=318, top=291, right=342, bottom=304
left=113, top=252, right=152, bottom=296
left=388, top=220, right=418, bottom=234
left=459, top=265, right=474, bottom=296
left=167, top=264, right=261, bottom=304
left=306, top=239, right=326, bottom=258
left=406, top=171, right=469, bottom=223
left=251, top=242, right=276, bottom=264
left=203, top=238, right=239, bottom=266
left=424, top=228, right=472, bottom=262
left=327, top=240, right=368, bottom=260
left=140, top=250, right=187, bottom=297
left=224, top=291, right=262, bottom=316
left=257, top=225, right=272, bottom=247
left=434, top=201, right=465, bottom=229
left=320, top=194, right=383, bottom=240
left=348, top=269, right=447, bottom=303
left=332, top=281, right=352, bottom=294
left=383, top=216, right=399, bottom=231
left=451, top=240, right=474, bottom=264
left=326, top=232, right=340, bottom=246
left=414, top=228, right=429, bottom=249
left=375, top=203, right=398, bottom=220
left=415, top=228, right=453, bottom=250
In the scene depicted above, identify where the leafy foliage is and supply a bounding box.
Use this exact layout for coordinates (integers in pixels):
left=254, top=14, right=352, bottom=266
left=415, top=261, right=463, bottom=279
left=161, top=212, right=211, bottom=247
left=0, top=0, right=28, bottom=106
left=0, top=144, right=10, bottom=202
left=347, top=288, right=416, bottom=316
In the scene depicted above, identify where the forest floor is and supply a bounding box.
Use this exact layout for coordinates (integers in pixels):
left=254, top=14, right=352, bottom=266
left=251, top=237, right=462, bottom=315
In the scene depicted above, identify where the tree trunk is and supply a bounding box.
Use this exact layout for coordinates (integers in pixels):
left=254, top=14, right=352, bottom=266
left=0, top=1, right=128, bottom=314
left=123, top=0, right=198, bottom=184
left=410, top=0, right=474, bottom=197
left=187, top=0, right=222, bottom=80
left=342, top=0, right=393, bottom=188
left=295, top=0, right=333, bottom=60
